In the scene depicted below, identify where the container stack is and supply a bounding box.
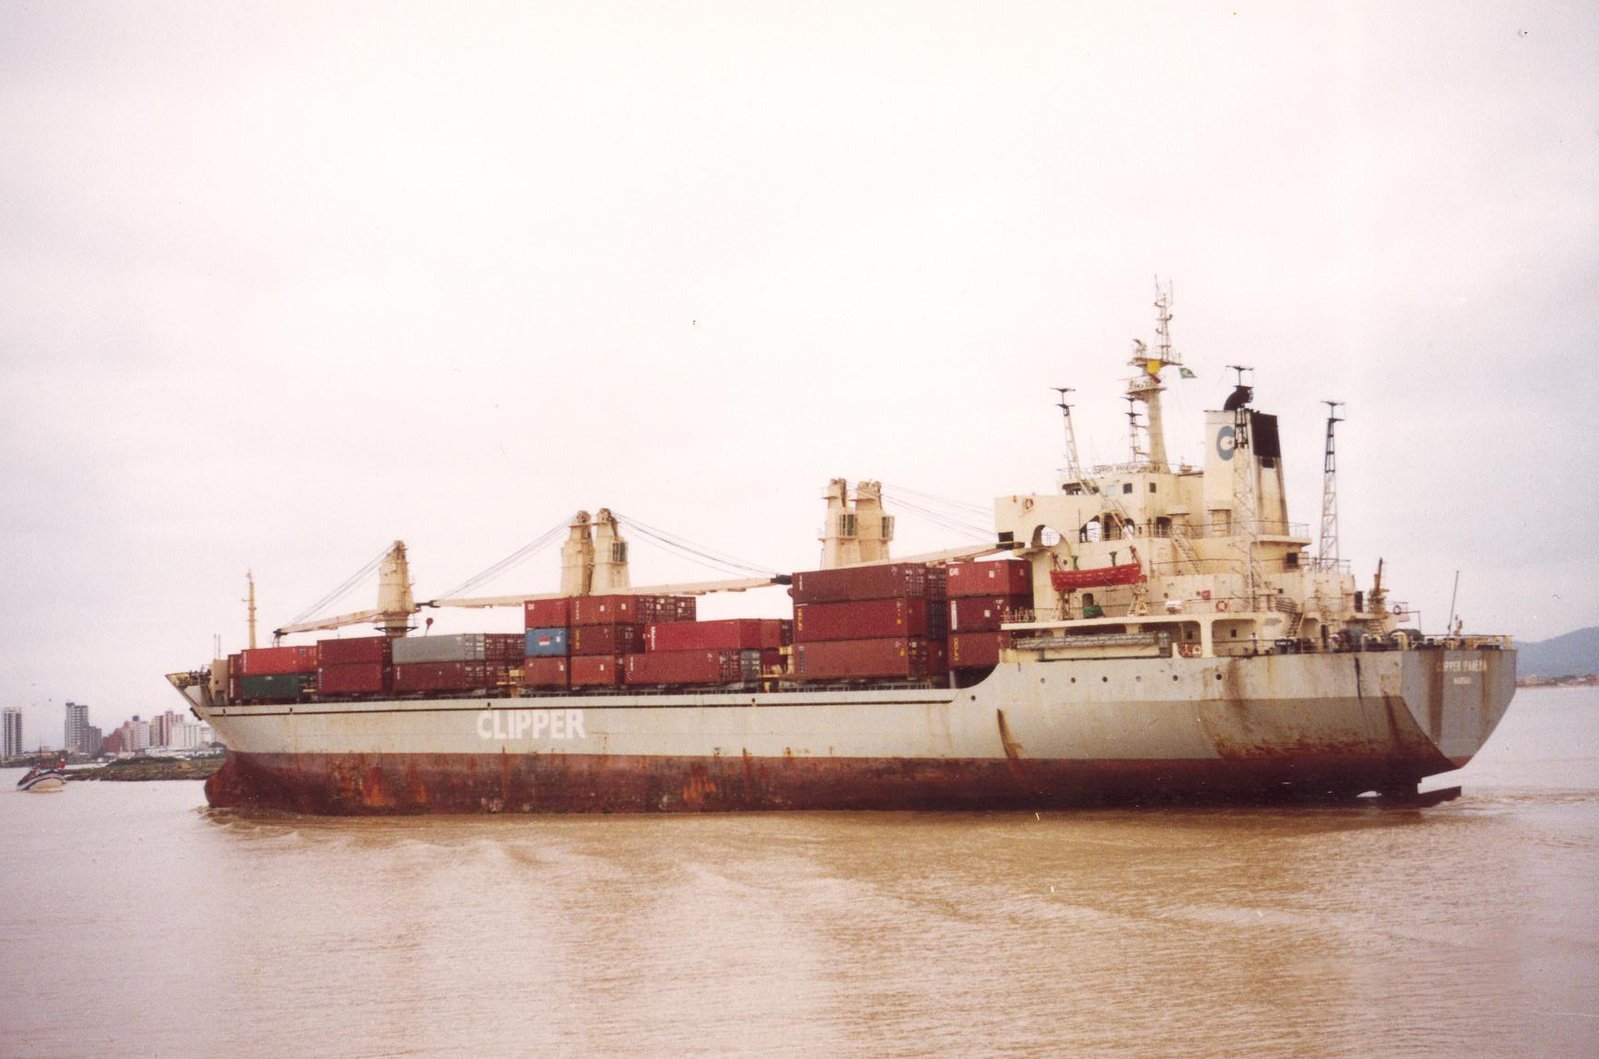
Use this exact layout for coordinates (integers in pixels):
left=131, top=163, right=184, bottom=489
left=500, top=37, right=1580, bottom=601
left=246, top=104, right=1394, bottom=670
left=232, top=645, right=318, bottom=701
left=523, top=598, right=573, bottom=690
left=945, top=559, right=1034, bottom=680
left=790, top=563, right=948, bottom=683
left=392, top=633, right=522, bottom=694
left=523, top=595, right=698, bottom=691
left=625, top=618, right=791, bottom=687
left=315, top=635, right=394, bottom=696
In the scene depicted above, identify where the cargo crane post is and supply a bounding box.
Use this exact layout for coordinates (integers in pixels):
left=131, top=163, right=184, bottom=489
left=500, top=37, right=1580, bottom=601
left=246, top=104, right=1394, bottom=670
left=1053, top=387, right=1089, bottom=494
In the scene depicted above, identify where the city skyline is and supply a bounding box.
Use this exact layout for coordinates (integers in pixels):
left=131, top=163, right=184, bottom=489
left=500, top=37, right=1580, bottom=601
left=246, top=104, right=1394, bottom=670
left=0, top=700, right=212, bottom=757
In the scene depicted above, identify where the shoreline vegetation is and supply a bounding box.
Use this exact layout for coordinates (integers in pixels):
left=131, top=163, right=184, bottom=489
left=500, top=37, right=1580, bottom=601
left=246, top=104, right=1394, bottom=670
left=70, top=755, right=224, bottom=782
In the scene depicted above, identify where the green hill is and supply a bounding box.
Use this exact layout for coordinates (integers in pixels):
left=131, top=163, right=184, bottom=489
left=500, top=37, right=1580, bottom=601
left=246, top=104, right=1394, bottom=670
left=1517, top=627, right=1599, bottom=679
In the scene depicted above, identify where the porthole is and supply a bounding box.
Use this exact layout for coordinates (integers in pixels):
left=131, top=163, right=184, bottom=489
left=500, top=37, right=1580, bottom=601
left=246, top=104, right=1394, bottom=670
left=1102, top=676, right=1109, bottom=683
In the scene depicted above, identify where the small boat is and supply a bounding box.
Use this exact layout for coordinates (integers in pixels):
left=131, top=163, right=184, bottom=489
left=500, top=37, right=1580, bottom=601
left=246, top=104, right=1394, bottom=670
left=16, top=765, right=69, bottom=792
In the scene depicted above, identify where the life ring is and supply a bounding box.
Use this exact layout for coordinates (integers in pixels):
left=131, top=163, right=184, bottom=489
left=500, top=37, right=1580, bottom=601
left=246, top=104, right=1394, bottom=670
left=1392, top=604, right=1402, bottom=615
left=1023, top=497, right=1034, bottom=511
left=1215, top=600, right=1229, bottom=613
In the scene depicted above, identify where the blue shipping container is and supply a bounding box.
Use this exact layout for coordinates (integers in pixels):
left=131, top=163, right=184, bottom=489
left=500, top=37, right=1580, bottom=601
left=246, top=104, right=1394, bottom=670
left=525, top=627, right=571, bottom=657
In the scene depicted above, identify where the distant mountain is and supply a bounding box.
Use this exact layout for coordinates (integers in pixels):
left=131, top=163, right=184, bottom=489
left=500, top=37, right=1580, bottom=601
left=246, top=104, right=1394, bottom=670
left=1517, top=627, right=1599, bottom=679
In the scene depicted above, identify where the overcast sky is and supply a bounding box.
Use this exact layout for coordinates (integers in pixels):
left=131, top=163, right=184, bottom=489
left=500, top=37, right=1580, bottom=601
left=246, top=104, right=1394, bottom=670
left=2, top=1, right=1594, bottom=746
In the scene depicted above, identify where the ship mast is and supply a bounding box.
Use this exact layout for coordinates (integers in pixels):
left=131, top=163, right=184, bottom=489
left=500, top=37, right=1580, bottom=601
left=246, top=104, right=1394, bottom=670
left=245, top=570, right=257, bottom=650
left=1317, top=400, right=1344, bottom=566
left=1124, top=279, right=1182, bottom=472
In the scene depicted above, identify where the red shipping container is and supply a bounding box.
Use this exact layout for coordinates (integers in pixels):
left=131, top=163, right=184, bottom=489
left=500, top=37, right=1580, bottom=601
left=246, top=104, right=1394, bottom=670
left=794, top=598, right=935, bottom=642
left=625, top=650, right=745, bottom=686
left=645, top=618, right=791, bottom=652
left=951, top=632, right=1008, bottom=669
left=794, top=638, right=930, bottom=680
left=393, top=662, right=512, bottom=694
left=789, top=563, right=945, bottom=605
left=759, top=647, right=787, bottom=675
left=947, top=596, right=1029, bottom=633
left=927, top=640, right=949, bottom=676
left=570, top=595, right=697, bottom=626
left=317, top=663, right=393, bottom=695
left=239, top=645, right=319, bottom=675
left=521, top=656, right=570, bottom=689
left=570, top=623, right=645, bottom=656
left=946, top=560, right=1033, bottom=599
left=524, top=597, right=573, bottom=628
left=570, top=595, right=644, bottom=626
left=570, top=654, right=623, bottom=686
left=483, top=633, right=526, bottom=663
left=655, top=596, right=698, bottom=623
left=316, top=636, right=393, bottom=666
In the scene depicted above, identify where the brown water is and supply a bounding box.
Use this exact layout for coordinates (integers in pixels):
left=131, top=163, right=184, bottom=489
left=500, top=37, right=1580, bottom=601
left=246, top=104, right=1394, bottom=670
left=3, top=687, right=1595, bottom=1057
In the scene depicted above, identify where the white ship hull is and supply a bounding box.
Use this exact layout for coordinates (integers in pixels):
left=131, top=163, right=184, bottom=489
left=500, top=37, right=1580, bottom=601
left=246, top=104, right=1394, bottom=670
left=188, top=646, right=1515, bottom=813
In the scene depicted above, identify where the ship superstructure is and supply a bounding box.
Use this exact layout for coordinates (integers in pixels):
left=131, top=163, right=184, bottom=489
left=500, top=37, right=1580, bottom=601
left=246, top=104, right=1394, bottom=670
left=170, top=293, right=1515, bottom=814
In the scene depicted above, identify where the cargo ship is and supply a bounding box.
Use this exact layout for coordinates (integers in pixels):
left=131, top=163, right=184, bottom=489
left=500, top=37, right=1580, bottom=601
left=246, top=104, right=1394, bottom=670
left=169, top=292, right=1515, bottom=813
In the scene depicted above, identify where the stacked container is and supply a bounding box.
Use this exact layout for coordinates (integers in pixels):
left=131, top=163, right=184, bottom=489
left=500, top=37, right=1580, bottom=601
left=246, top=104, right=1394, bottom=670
left=392, top=633, right=520, bottom=694
left=790, top=563, right=948, bottom=683
left=522, top=595, right=698, bottom=691
left=234, top=645, right=318, bottom=701
left=315, top=635, right=394, bottom=696
left=945, top=560, right=1034, bottom=679
left=625, top=618, right=791, bottom=687
left=523, top=598, right=574, bottom=690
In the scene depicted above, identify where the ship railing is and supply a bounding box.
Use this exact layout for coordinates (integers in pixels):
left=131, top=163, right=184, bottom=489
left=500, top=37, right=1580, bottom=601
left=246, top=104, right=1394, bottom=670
left=1145, top=556, right=1317, bottom=577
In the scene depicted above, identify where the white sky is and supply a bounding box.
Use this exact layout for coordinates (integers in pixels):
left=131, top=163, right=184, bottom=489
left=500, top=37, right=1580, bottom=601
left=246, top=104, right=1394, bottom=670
left=2, top=1, right=1595, bottom=745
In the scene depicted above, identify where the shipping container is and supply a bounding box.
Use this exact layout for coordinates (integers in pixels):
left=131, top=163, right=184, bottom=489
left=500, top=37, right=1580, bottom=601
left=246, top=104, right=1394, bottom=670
left=393, top=661, right=512, bottom=694
left=570, top=623, right=645, bottom=656
left=927, top=639, right=949, bottom=676
left=624, top=650, right=746, bottom=686
left=524, top=627, right=570, bottom=658
left=238, top=645, right=319, bottom=675
left=789, top=563, right=946, bottom=605
left=793, top=637, right=930, bottom=680
left=645, top=618, right=792, bottom=652
left=524, top=597, right=573, bottom=629
left=570, top=655, right=623, bottom=687
left=316, top=635, right=393, bottom=666
left=571, top=595, right=698, bottom=626
left=758, top=647, right=787, bottom=676
left=950, top=632, right=1008, bottom=669
left=946, top=560, right=1033, bottom=599
left=316, top=663, right=393, bottom=695
left=521, top=656, right=570, bottom=689
left=239, top=673, right=313, bottom=700
left=391, top=633, right=523, bottom=665
left=794, top=598, right=941, bottom=642
left=947, top=596, right=1029, bottom=633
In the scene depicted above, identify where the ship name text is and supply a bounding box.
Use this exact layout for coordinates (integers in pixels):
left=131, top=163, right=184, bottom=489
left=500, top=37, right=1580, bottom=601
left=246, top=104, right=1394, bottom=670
left=1441, top=659, right=1488, bottom=673
left=477, top=709, right=587, bottom=742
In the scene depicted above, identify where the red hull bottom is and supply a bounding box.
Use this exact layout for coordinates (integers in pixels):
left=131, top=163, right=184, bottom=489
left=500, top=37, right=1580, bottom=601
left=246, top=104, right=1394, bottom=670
left=205, top=750, right=1449, bottom=815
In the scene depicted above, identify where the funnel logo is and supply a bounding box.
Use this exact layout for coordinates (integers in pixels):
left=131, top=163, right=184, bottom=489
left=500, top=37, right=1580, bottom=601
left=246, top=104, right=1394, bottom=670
left=1216, top=425, right=1236, bottom=461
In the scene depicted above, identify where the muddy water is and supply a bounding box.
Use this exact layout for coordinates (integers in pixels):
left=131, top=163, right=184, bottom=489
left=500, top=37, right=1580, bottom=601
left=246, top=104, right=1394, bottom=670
left=3, top=686, right=1595, bottom=1057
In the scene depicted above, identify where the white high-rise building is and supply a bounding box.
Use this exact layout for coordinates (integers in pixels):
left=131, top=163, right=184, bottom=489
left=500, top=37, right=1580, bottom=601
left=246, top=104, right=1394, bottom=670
left=64, top=702, right=92, bottom=755
left=3, top=707, right=22, bottom=758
